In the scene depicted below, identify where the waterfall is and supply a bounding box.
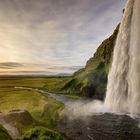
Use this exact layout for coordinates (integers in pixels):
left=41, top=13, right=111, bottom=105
left=105, top=0, right=140, bottom=115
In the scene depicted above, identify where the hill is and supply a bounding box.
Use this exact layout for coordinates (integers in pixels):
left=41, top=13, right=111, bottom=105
left=53, top=24, right=120, bottom=100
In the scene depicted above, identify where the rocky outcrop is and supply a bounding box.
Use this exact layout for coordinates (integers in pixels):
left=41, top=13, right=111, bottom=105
left=5, top=109, right=34, bottom=125
left=0, top=109, right=34, bottom=139
left=0, top=125, right=12, bottom=140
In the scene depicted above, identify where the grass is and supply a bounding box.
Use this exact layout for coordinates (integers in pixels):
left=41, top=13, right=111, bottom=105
left=0, top=88, right=46, bottom=114
left=0, top=77, right=70, bottom=89
left=64, top=95, right=80, bottom=99
left=19, top=126, right=64, bottom=140
left=41, top=77, right=71, bottom=92
left=0, top=77, right=71, bottom=96
left=0, top=77, right=64, bottom=133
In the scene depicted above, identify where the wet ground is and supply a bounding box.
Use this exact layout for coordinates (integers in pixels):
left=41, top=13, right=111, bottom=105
left=14, top=86, right=140, bottom=140
left=58, top=113, right=140, bottom=140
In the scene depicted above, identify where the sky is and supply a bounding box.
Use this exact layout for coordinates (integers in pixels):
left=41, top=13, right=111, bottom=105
left=0, top=0, right=125, bottom=75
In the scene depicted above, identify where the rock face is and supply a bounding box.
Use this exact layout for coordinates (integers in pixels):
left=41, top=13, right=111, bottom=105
left=5, top=109, right=34, bottom=125
left=0, top=125, right=12, bottom=140
left=62, top=25, right=120, bottom=100
left=58, top=113, right=140, bottom=140
left=81, top=24, right=120, bottom=69
left=0, top=109, right=34, bottom=138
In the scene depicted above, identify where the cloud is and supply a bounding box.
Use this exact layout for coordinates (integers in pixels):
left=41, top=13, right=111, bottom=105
left=0, top=0, right=125, bottom=74
left=0, top=62, right=23, bottom=69
left=0, top=62, right=83, bottom=75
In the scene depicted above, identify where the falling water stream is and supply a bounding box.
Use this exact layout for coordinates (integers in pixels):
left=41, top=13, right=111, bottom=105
left=105, top=0, right=140, bottom=115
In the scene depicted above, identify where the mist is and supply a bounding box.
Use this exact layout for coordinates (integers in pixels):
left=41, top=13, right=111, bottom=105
left=60, top=100, right=105, bottom=119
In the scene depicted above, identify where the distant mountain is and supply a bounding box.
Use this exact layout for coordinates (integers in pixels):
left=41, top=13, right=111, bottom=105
left=59, top=24, right=120, bottom=100
left=0, top=62, right=82, bottom=76
left=56, top=73, right=72, bottom=77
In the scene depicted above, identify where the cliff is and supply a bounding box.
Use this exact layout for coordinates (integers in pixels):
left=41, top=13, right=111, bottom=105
left=61, top=24, right=120, bottom=100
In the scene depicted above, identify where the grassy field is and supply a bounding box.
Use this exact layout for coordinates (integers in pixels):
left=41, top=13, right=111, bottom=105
left=0, top=76, right=70, bottom=89
left=0, top=77, right=65, bottom=135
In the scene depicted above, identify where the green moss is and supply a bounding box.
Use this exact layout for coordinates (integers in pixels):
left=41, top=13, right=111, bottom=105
left=36, top=95, right=64, bottom=129
left=104, top=62, right=111, bottom=74
left=41, top=77, right=71, bottom=92
left=62, top=78, right=78, bottom=90
left=64, top=95, right=80, bottom=99
left=19, top=127, right=64, bottom=140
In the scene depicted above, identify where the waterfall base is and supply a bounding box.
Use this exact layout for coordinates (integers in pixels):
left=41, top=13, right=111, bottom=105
left=58, top=113, right=140, bottom=140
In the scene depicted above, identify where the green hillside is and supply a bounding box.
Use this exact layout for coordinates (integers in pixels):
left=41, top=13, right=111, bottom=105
left=51, top=24, right=120, bottom=100
left=0, top=78, right=64, bottom=139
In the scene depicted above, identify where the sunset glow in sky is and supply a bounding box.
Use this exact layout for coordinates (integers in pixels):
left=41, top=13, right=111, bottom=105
left=0, top=0, right=125, bottom=75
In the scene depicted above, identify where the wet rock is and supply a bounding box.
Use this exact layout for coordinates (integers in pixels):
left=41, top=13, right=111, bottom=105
left=58, top=113, right=140, bottom=140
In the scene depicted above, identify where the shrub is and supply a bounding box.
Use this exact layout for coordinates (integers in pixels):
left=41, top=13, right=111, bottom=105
left=19, top=127, right=64, bottom=140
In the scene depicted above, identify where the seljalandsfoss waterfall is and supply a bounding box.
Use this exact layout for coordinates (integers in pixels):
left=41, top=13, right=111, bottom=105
left=57, top=0, right=140, bottom=139
left=105, top=0, right=140, bottom=115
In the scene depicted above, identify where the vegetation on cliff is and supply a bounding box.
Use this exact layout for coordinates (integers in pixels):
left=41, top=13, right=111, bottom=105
left=53, top=24, right=120, bottom=100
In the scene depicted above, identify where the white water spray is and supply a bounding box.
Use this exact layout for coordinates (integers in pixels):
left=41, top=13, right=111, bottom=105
left=105, top=0, right=140, bottom=115
left=61, top=0, right=140, bottom=118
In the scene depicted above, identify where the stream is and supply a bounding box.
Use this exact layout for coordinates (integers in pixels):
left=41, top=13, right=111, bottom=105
left=36, top=89, right=76, bottom=104
left=14, top=86, right=140, bottom=140
left=14, top=86, right=76, bottom=104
